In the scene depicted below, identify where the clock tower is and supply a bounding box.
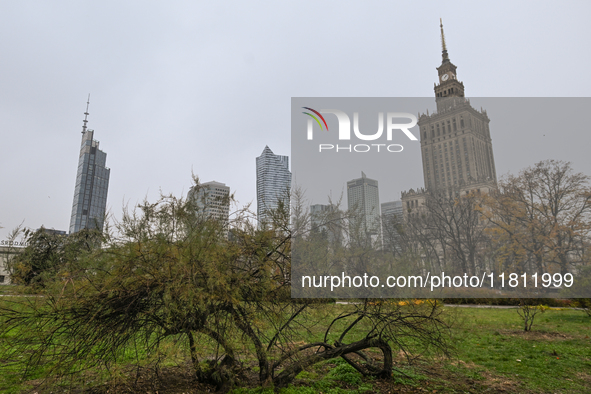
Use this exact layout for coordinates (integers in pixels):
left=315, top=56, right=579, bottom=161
left=434, top=19, right=465, bottom=112
left=413, top=20, right=497, bottom=194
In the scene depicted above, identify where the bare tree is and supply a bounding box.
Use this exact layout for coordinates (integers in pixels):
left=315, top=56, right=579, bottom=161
left=517, top=299, right=546, bottom=331
left=484, top=160, right=591, bottom=276
left=401, top=189, right=491, bottom=277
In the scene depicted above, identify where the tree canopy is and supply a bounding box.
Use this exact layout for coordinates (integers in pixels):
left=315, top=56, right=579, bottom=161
left=1, top=186, right=452, bottom=392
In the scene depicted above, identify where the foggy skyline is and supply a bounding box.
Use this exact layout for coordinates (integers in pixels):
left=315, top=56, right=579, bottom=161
left=1, top=1, right=590, bottom=240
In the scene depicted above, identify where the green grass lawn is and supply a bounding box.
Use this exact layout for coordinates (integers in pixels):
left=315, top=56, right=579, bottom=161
left=0, top=286, right=17, bottom=295
left=1, top=301, right=590, bottom=393
left=446, top=307, right=591, bottom=393
left=228, top=305, right=591, bottom=394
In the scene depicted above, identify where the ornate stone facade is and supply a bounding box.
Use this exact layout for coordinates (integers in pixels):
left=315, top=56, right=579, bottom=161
left=402, top=21, right=498, bottom=217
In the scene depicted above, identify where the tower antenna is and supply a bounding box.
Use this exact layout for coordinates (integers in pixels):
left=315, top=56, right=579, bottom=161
left=82, top=94, right=90, bottom=133
left=440, top=18, right=450, bottom=63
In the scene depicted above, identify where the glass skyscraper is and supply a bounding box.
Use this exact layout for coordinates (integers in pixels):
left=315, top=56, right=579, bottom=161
left=381, top=200, right=403, bottom=253
left=256, top=146, right=291, bottom=225
left=68, top=101, right=110, bottom=234
left=347, top=172, right=381, bottom=236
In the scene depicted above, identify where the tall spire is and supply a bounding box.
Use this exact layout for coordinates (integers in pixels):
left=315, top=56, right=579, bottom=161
left=440, top=18, right=450, bottom=64
left=82, top=94, right=90, bottom=133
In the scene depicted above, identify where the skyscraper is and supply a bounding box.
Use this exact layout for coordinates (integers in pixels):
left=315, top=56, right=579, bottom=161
left=310, top=204, right=333, bottom=232
left=402, top=20, right=498, bottom=216
left=347, top=172, right=381, bottom=236
left=381, top=201, right=403, bottom=222
left=188, top=181, right=230, bottom=224
left=381, top=200, right=403, bottom=252
left=419, top=19, right=497, bottom=192
left=68, top=97, right=110, bottom=234
left=310, top=203, right=343, bottom=245
left=256, top=146, right=291, bottom=225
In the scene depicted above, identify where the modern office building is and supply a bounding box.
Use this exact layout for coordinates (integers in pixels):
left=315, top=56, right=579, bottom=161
left=381, top=201, right=403, bottom=221
left=68, top=98, right=110, bottom=234
left=310, top=204, right=331, bottom=232
left=347, top=172, right=381, bottom=237
left=41, top=228, right=68, bottom=236
left=256, top=146, right=291, bottom=225
left=188, top=181, right=230, bottom=224
left=310, top=203, right=343, bottom=245
left=381, top=200, right=403, bottom=252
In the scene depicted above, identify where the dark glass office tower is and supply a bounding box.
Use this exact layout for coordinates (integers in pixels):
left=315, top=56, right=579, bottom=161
left=68, top=98, right=110, bottom=234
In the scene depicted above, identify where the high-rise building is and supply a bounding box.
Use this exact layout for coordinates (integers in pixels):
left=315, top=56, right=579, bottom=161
left=402, top=20, right=498, bottom=216
left=310, top=203, right=343, bottom=245
left=68, top=98, right=110, bottom=234
left=256, top=146, right=291, bottom=225
left=188, top=181, right=230, bottom=224
left=381, top=200, right=403, bottom=252
left=310, top=204, right=332, bottom=232
left=381, top=201, right=403, bottom=222
left=419, top=20, right=497, bottom=192
left=347, top=172, right=381, bottom=236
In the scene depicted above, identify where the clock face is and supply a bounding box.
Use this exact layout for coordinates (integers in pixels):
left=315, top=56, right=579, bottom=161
left=441, top=74, right=449, bottom=81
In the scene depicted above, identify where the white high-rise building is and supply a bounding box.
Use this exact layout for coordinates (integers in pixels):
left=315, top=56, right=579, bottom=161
left=347, top=172, right=381, bottom=237
left=188, top=181, right=230, bottom=224
left=256, top=146, right=291, bottom=225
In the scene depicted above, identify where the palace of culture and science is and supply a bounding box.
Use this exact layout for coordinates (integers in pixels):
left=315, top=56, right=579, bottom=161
left=402, top=20, right=498, bottom=214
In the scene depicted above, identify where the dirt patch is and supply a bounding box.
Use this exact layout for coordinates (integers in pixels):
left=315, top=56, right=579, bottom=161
left=90, top=366, right=214, bottom=394
left=375, top=362, right=531, bottom=394
left=501, top=329, right=571, bottom=340
left=22, top=364, right=216, bottom=394
left=18, top=357, right=535, bottom=394
left=576, top=371, right=591, bottom=384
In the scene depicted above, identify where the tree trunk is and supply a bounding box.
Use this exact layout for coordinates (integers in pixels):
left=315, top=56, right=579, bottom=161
left=273, top=337, right=392, bottom=389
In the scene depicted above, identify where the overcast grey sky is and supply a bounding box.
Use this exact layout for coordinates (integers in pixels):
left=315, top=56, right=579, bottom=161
left=1, top=1, right=590, bottom=240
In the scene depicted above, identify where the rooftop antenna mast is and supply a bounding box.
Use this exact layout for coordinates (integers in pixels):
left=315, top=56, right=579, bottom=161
left=82, top=94, right=90, bottom=133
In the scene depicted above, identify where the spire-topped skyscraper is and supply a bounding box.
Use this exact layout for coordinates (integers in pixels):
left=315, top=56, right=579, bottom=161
left=68, top=97, right=110, bottom=234
left=417, top=21, right=496, bottom=192
left=434, top=19, right=465, bottom=111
